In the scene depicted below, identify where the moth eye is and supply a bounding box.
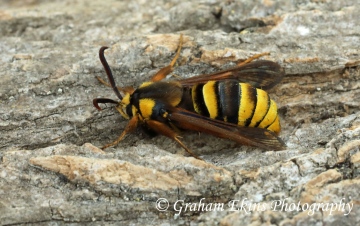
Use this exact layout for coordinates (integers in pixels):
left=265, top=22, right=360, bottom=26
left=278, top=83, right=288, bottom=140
left=126, top=104, right=133, bottom=117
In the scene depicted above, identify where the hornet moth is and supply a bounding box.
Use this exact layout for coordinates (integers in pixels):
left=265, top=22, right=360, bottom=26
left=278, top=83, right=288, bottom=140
left=93, top=34, right=286, bottom=159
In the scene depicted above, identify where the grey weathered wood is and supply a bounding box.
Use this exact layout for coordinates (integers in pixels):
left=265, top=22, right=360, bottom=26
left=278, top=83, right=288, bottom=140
left=0, top=0, right=359, bottom=225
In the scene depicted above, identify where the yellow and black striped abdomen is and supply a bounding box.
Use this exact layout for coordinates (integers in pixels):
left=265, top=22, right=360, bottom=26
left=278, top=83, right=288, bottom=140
left=191, top=80, right=281, bottom=134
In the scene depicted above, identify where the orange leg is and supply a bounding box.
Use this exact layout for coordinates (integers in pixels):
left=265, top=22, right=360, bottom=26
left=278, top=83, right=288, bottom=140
left=96, top=76, right=112, bottom=87
left=237, top=52, right=270, bottom=66
left=96, top=76, right=135, bottom=94
left=151, top=34, right=184, bottom=82
left=101, top=116, right=139, bottom=149
left=146, top=120, right=202, bottom=160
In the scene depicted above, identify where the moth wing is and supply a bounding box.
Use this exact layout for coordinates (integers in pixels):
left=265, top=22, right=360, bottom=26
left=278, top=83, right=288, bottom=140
left=178, top=60, right=284, bottom=90
left=168, top=108, right=286, bottom=150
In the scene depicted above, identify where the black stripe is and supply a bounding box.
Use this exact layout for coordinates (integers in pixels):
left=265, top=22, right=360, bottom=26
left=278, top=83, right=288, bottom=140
left=193, top=84, right=210, bottom=117
left=214, top=81, right=222, bottom=120
left=218, top=80, right=239, bottom=124
left=265, top=114, right=278, bottom=129
left=244, top=85, right=257, bottom=127
left=255, top=94, right=271, bottom=127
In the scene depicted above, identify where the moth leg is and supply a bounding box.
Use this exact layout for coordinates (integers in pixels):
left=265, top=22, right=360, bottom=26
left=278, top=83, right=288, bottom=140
left=96, top=76, right=112, bottom=87
left=96, top=76, right=135, bottom=94
left=168, top=121, right=181, bottom=134
left=151, top=34, right=184, bottom=82
left=237, top=52, right=270, bottom=66
left=101, top=116, right=139, bottom=150
left=146, top=120, right=202, bottom=160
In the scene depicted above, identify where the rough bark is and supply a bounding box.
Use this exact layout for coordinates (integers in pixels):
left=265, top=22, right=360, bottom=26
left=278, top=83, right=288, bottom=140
left=0, top=0, right=359, bottom=225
